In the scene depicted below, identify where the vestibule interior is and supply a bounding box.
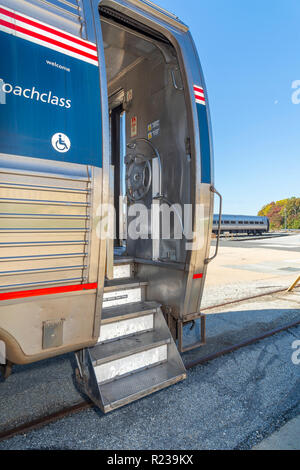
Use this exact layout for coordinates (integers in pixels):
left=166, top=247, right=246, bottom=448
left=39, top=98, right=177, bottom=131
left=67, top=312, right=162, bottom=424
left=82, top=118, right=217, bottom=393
left=100, top=9, right=192, bottom=264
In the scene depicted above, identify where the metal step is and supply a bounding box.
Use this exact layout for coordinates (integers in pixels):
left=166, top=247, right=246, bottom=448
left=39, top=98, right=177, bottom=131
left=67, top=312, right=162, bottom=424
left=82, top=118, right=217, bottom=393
left=91, top=328, right=171, bottom=367
left=99, top=313, right=153, bottom=343
left=113, top=258, right=134, bottom=280
left=109, top=257, right=135, bottom=280
left=75, top=307, right=187, bottom=413
left=113, top=264, right=132, bottom=280
left=99, top=301, right=159, bottom=343
left=95, top=343, right=168, bottom=384
left=104, top=279, right=147, bottom=292
left=101, top=301, right=160, bottom=325
left=114, top=257, right=135, bottom=265
left=100, top=359, right=187, bottom=413
left=103, top=280, right=147, bottom=308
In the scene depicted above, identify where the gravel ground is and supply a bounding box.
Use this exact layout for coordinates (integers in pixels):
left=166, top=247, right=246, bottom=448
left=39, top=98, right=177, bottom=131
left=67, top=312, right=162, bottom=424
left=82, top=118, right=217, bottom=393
left=183, top=290, right=300, bottom=363
left=201, top=277, right=296, bottom=309
left=0, top=353, right=82, bottom=434
left=0, top=325, right=299, bottom=450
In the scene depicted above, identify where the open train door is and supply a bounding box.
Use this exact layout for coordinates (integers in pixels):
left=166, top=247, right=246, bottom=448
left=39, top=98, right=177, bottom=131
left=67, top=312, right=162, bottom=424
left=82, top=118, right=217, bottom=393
left=74, top=0, right=219, bottom=412
left=96, top=0, right=217, bottom=348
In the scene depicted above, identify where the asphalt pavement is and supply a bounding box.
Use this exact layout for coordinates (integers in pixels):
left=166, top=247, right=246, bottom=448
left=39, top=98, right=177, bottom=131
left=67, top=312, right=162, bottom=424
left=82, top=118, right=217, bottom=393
left=0, top=324, right=299, bottom=450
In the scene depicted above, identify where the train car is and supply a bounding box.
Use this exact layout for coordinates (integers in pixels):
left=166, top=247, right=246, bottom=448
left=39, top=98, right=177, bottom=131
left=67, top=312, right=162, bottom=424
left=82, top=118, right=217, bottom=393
left=0, top=0, right=221, bottom=413
left=213, top=215, right=269, bottom=236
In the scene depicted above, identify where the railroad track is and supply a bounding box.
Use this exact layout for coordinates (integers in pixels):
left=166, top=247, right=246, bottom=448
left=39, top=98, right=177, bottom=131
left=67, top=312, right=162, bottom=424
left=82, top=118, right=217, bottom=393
left=0, top=287, right=299, bottom=443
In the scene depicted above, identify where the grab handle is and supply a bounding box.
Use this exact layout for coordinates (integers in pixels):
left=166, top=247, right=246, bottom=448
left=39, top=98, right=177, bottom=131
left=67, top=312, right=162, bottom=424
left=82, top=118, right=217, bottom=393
left=205, top=186, right=222, bottom=264
left=171, top=68, right=184, bottom=91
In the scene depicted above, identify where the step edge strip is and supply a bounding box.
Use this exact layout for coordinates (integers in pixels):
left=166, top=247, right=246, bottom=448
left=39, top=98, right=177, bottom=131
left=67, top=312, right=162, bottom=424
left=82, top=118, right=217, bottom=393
left=92, top=336, right=171, bottom=367
left=101, top=308, right=158, bottom=325
left=102, top=373, right=187, bottom=412
left=103, top=282, right=147, bottom=293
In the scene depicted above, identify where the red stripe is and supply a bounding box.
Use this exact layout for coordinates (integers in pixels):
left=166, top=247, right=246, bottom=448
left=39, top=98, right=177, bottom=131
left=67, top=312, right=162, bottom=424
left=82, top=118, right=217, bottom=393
left=194, top=85, right=204, bottom=92
left=193, top=273, right=203, bottom=280
left=0, top=283, right=98, bottom=301
left=195, top=96, right=206, bottom=102
left=0, top=19, right=98, bottom=62
left=0, top=6, right=97, bottom=52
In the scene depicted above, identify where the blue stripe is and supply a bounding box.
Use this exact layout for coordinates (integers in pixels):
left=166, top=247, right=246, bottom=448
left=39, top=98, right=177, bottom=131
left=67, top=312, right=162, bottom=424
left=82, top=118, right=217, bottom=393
left=196, top=104, right=211, bottom=184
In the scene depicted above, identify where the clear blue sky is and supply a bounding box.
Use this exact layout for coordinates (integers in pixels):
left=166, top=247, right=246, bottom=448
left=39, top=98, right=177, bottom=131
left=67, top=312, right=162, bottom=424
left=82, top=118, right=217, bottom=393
left=155, top=0, right=300, bottom=215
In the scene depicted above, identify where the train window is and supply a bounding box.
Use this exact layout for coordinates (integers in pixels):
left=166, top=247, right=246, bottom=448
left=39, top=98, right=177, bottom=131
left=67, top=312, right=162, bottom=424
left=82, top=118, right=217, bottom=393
left=260, top=222, right=264, bottom=225
left=250, top=222, right=254, bottom=224
left=224, top=221, right=230, bottom=224
left=230, top=221, right=236, bottom=224
left=238, top=221, right=244, bottom=224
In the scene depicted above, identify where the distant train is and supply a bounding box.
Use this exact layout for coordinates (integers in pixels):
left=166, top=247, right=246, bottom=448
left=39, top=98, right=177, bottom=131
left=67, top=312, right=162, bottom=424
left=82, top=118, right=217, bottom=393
left=213, top=215, right=270, bottom=236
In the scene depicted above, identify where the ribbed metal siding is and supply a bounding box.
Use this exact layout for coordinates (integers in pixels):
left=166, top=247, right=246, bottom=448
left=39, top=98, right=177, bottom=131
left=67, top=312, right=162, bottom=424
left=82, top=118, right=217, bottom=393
left=0, top=169, right=92, bottom=292
left=42, top=0, right=81, bottom=15
left=0, top=0, right=86, bottom=38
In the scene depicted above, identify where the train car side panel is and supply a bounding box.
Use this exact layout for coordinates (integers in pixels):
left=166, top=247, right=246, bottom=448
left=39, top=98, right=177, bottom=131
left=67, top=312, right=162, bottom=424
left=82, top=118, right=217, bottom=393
left=0, top=1, right=107, bottom=363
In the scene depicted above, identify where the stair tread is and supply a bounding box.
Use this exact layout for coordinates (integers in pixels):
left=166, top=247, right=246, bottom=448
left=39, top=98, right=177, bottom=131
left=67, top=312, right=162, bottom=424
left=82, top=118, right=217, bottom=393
left=91, top=328, right=170, bottom=366
left=104, top=279, right=147, bottom=292
left=114, top=256, right=135, bottom=265
left=102, top=301, right=160, bottom=324
left=100, top=360, right=186, bottom=411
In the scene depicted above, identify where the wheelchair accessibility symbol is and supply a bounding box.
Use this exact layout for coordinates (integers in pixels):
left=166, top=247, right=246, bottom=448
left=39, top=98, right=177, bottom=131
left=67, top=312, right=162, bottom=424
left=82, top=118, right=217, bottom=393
left=51, top=133, right=71, bottom=153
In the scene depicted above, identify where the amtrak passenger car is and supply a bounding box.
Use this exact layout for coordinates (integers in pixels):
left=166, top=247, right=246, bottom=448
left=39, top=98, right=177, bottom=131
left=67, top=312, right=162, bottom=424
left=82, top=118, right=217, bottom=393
left=213, top=215, right=269, bottom=236
left=0, top=0, right=218, bottom=412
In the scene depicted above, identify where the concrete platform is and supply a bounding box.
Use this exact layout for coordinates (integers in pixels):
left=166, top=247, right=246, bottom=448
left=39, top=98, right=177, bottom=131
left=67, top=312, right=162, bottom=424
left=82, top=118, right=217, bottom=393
left=206, top=236, right=300, bottom=289
left=253, top=415, right=300, bottom=450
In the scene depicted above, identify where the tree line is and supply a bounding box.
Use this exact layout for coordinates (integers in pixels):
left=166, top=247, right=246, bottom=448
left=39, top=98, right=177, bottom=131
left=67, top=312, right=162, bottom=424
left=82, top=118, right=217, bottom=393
left=258, top=198, right=300, bottom=230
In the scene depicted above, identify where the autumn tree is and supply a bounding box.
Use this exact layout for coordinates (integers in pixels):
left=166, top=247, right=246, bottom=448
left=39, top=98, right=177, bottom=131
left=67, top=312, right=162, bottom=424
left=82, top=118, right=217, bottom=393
left=258, top=198, right=300, bottom=230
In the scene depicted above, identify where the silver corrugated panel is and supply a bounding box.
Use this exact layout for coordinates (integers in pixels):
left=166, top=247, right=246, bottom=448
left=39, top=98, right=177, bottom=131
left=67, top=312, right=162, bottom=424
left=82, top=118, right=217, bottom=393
left=44, top=0, right=81, bottom=11
left=0, top=169, right=92, bottom=291
left=1, top=0, right=86, bottom=38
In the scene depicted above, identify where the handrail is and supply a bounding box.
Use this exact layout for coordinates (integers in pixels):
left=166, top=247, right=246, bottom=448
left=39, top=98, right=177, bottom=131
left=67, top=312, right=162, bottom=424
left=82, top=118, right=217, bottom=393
left=205, top=186, right=222, bottom=264
left=171, top=68, right=184, bottom=91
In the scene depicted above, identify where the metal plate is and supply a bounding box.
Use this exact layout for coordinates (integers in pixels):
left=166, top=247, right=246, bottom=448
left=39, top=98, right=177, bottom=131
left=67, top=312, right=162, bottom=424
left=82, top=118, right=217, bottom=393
left=42, top=319, right=64, bottom=349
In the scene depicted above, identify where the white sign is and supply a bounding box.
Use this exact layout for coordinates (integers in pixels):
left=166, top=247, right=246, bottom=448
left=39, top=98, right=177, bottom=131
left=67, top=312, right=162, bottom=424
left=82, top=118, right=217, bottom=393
left=51, top=133, right=71, bottom=153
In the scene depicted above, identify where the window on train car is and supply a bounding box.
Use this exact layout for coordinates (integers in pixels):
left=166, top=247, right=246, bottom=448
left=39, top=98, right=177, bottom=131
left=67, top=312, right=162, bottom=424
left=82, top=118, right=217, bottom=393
left=239, top=221, right=244, bottom=224
left=224, top=221, right=230, bottom=224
